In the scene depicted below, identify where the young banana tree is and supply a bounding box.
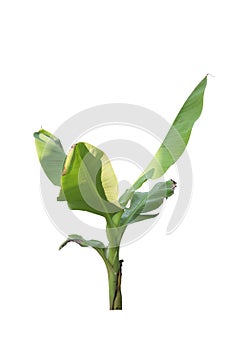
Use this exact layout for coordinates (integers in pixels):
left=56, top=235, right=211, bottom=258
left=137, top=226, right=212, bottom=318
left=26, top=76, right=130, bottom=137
left=33, top=76, right=208, bottom=310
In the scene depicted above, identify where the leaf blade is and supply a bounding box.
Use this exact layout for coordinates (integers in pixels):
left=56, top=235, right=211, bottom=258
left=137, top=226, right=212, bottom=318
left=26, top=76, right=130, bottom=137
left=119, top=75, right=208, bottom=206
left=120, top=180, right=176, bottom=226
left=33, top=129, right=66, bottom=186
left=61, top=142, right=122, bottom=218
left=59, top=234, right=105, bottom=250
left=144, top=75, right=208, bottom=179
left=128, top=213, right=159, bottom=225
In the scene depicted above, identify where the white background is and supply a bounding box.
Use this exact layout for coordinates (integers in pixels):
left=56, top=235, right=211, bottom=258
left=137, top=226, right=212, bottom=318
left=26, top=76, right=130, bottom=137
left=0, top=1, right=232, bottom=349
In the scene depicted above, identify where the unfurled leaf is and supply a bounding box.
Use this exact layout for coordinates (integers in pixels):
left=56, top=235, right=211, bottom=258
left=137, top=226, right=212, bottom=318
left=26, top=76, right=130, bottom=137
left=120, top=180, right=176, bottom=226
left=61, top=142, right=122, bottom=218
left=59, top=234, right=105, bottom=250
left=144, top=76, right=207, bottom=179
left=59, top=234, right=115, bottom=275
left=128, top=213, right=159, bottom=225
left=33, top=129, right=66, bottom=186
left=119, top=75, right=208, bottom=206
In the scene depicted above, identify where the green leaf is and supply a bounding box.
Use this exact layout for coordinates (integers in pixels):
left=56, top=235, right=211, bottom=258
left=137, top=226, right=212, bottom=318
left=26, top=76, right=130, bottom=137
left=119, top=75, right=208, bottom=206
left=138, top=180, right=176, bottom=213
left=59, top=234, right=106, bottom=250
left=128, top=213, right=159, bottom=225
left=61, top=142, right=122, bottom=218
left=59, top=234, right=116, bottom=274
left=33, top=129, right=66, bottom=186
left=144, top=75, right=208, bottom=179
left=120, top=180, right=176, bottom=226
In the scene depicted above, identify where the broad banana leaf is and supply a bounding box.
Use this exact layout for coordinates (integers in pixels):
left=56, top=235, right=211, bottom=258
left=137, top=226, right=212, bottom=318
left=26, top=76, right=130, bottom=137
left=33, top=129, right=66, bottom=186
left=119, top=75, right=208, bottom=206
left=120, top=180, right=176, bottom=226
left=61, top=142, right=122, bottom=218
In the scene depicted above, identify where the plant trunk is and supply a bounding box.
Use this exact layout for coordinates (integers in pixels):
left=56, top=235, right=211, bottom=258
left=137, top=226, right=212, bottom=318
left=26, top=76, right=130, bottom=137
left=105, top=221, right=125, bottom=310
left=108, top=259, right=123, bottom=310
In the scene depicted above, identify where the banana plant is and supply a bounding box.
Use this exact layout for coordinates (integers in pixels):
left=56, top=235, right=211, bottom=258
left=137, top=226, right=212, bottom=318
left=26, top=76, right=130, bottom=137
left=33, top=76, right=208, bottom=310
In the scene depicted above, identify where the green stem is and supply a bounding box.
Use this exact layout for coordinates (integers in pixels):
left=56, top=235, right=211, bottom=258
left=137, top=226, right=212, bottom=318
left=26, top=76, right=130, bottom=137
left=107, top=252, right=123, bottom=310
left=104, top=216, right=125, bottom=310
left=96, top=246, right=123, bottom=310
